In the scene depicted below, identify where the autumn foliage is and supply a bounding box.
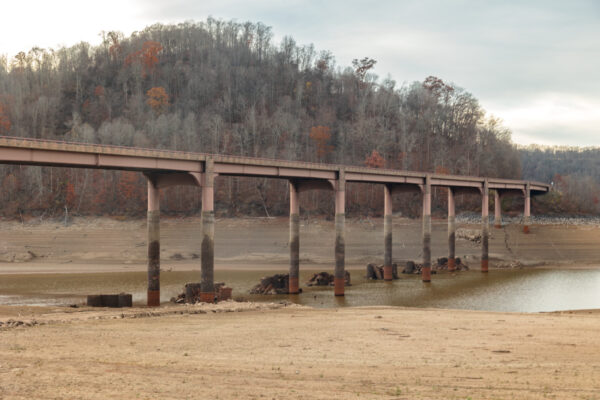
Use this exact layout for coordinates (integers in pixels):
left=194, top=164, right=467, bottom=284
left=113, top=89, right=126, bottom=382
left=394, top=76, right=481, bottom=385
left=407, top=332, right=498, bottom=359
left=146, top=87, right=169, bottom=114
left=0, top=102, right=10, bottom=135
left=309, top=126, right=334, bottom=159
left=365, top=150, right=385, bottom=168
left=125, top=41, right=163, bottom=77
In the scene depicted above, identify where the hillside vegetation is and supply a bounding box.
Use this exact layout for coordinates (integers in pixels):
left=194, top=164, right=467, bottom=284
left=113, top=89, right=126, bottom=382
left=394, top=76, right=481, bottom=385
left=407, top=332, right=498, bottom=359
left=0, top=19, right=585, bottom=218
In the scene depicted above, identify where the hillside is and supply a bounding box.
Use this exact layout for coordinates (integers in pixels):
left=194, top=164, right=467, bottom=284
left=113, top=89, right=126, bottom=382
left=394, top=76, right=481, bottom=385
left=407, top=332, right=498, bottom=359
left=0, top=19, right=524, bottom=218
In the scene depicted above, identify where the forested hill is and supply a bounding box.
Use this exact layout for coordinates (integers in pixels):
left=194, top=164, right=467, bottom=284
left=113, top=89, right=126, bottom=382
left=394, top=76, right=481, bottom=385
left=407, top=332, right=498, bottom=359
left=520, top=146, right=600, bottom=215
left=0, top=19, right=523, bottom=217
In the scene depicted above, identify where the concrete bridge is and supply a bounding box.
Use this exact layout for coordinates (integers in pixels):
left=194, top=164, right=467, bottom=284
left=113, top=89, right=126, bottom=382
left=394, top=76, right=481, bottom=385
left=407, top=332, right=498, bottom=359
left=0, top=136, right=550, bottom=306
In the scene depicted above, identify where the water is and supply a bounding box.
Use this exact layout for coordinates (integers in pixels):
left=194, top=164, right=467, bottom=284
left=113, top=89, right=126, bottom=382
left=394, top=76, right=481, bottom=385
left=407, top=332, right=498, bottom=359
left=1, top=268, right=600, bottom=312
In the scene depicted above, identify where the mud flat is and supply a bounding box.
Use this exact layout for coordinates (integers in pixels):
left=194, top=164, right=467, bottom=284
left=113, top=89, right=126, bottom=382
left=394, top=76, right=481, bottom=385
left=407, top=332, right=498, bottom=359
left=1, top=303, right=600, bottom=399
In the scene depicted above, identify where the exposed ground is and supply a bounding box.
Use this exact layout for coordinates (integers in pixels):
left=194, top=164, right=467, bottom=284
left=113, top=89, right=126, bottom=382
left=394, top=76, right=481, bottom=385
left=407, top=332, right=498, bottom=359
left=1, top=217, right=600, bottom=399
left=1, top=303, right=600, bottom=399
left=1, top=216, right=599, bottom=273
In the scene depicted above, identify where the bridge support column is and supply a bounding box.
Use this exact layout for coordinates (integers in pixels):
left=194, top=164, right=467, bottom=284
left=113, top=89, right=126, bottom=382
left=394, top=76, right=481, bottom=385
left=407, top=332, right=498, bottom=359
left=334, top=171, right=346, bottom=296
left=481, top=181, right=489, bottom=272
left=147, top=178, right=160, bottom=307
left=447, top=187, right=456, bottom=272
left=200, top=159, right=215, bottom=303
left=289, top=181, right=300, bottom=294
left=523, top=183, right=531, bottom=234
left=383, top=185, right=393, bottom=281
left=494, top=190, right=502, bottom=228
left=422, top=176, right=432, bottom=282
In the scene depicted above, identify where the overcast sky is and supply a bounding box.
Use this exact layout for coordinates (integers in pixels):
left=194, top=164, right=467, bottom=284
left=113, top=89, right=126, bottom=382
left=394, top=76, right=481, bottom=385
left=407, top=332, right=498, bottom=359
left=1, top=0, right=599, bottom=146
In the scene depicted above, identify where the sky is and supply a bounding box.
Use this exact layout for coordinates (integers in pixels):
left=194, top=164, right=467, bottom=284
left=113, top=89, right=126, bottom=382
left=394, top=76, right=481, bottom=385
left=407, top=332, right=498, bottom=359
left=1, top=0, right=598, bottom=147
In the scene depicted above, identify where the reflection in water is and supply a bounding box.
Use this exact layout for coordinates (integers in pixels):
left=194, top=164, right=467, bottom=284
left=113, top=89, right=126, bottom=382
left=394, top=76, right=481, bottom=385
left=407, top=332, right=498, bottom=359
left=1, top=268, right=600, bottom=312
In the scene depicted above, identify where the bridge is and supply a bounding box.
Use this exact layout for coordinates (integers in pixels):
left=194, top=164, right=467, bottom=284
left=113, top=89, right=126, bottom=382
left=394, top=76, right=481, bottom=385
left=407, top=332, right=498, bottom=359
left=0, top=136, right=550, bottom=306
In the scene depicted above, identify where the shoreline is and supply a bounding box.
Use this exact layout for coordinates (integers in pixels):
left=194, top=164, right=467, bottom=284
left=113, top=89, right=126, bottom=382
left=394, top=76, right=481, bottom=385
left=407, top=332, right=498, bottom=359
left=1, top=259, right=599, bottom=275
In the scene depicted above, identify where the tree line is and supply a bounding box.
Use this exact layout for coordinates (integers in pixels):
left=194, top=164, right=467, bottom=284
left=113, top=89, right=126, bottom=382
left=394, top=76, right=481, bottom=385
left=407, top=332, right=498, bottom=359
left=0, top=19, right=557, bottom=220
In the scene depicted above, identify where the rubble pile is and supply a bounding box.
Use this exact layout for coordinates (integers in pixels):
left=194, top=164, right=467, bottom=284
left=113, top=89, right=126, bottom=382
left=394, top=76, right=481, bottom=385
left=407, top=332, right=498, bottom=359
left=365, top=263, right=399, bottom=280
left=171, top=282, right=232, bottom=303
left=306, top=271, right=351, bottom=287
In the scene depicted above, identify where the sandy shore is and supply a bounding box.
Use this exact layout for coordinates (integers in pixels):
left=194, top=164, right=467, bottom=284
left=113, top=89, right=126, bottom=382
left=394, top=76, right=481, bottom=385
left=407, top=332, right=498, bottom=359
left=1, top=217, right=600, bottom=398
left=1, top=303, right=600, bottom=399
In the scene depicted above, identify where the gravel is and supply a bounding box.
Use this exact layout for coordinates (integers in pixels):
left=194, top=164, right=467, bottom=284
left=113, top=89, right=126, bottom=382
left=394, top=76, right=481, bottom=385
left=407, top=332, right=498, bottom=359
left=455, top=212, right=600, bottom=226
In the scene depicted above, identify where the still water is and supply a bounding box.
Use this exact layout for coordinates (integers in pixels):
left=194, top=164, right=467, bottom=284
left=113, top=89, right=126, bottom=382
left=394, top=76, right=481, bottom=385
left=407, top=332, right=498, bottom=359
left=1, top=268, right=600, bottom=312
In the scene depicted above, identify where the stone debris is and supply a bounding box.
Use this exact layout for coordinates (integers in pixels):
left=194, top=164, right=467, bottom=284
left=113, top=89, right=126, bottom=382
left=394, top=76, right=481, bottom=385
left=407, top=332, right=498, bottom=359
left=0, top=250, right=36, bottom=263
left=456, top=228, right=492, bottom=244
left=0, top=301, right=306, bottom=330
left=250, top=274, right=293, bottom=295
left=495, top=260, right=523, bottom=269
left=171, top=282, right=232, bottom=303
left=306, top=271, right=351, bottom=287
left=400, top=258, right=469, bottom=274
left=434, top=257, right=469, bottom=271
left=455, top=213, right=600, bottom=226
left=366, top=263, right=399, bottom=280
left=0, top=319, right=40, bottom=329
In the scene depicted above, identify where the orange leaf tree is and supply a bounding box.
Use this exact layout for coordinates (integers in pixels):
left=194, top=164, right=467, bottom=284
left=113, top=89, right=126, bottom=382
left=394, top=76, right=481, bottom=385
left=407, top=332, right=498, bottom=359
left=125, top=41, right=163, bottom=77
left=0, top=101, right=11, bottom=135
left=146, top=87, right=169, bottom=114
left=309, top=126, right=334, bottom=159
left=365, top=150, right=384, bottom=168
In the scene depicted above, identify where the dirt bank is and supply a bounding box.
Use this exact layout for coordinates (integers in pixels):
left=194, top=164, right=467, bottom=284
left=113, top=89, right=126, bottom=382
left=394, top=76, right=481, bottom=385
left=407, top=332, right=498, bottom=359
left=1, top=304, right=600, bottom=399
left=1, top=216, right=599, bottom=274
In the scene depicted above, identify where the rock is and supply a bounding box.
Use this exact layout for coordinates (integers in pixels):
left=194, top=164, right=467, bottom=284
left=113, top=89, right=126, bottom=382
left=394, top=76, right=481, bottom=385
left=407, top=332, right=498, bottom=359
left=306, top=271, right=351, bottom=287
left=403, top=261, right=416, bottom=274
left=366, top=263, right=378, bottom=279
left=366, top=263, right=399, bottom=280
left=250, top=274, right=291, bottom=294
left=306, top=272, right=333, bottom=286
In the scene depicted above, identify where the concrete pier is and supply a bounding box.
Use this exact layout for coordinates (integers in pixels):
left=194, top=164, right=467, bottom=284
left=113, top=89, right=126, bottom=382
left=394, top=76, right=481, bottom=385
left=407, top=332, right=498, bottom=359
left=147, top=178, right=160, bottom=307
left=383, top=185, right=393, bottom=281
left=422, top=176, right=432, bottom=282
left=447, top=187, right=456, bottom=272
left=494, top=190, right=502, bottom=228
left=524, top=183, right=531, bottom=234
left=481, top=181, right=489, bottom=272
left=200, top=159, right=215, bottom=303
left=289, top=181, right=300, bottom=294
left=334, top=170, right=346, bottom=296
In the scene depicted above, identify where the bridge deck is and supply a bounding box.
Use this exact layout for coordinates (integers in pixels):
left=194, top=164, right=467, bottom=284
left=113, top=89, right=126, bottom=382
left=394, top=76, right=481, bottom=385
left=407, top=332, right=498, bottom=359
left=0, top=136, right=549, bottom=194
